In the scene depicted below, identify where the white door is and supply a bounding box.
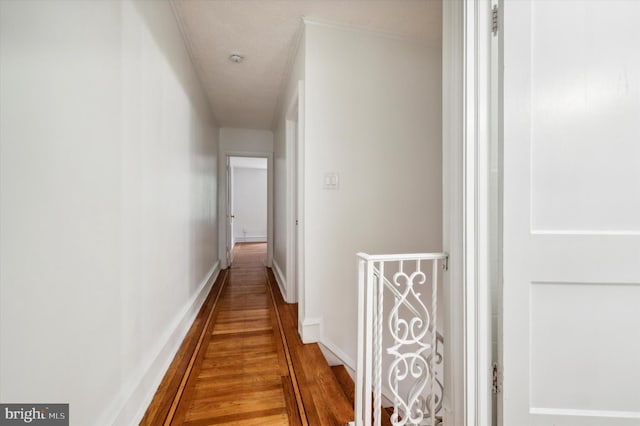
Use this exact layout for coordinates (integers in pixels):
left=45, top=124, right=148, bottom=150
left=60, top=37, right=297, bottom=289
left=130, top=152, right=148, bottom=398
left=292, top=120, right=298, bottom=301
left=502, top=1, right=640, bottom=425
left=226, top=156, right=234, bottom=266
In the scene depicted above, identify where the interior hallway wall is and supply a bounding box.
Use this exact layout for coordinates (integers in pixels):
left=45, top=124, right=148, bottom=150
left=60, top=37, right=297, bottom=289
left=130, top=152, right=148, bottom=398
left=302, top=22, right=442, bottom=363
left=0, top=1, right=219, bottom=425
left=219, top=127, right=274, bottom=153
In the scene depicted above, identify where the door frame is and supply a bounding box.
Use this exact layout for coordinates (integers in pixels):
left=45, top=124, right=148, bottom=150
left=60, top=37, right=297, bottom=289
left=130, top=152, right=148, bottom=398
left=226, top=155, right=234, bottom=265
left=284, top=81, right=306, bottom=315
left=443, top=1, right=496, bottom=425
left=218, top=151, right=274, bottom=269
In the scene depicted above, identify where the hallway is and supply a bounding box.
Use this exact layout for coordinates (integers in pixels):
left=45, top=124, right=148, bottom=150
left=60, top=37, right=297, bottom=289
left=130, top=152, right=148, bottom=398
left=0, top=3, right=442, bottom=424
left=4, top=2, right=640, bottom=425
left=142, top=242, right=358, bottom=425
left=143, top=243, right=302, bottom=424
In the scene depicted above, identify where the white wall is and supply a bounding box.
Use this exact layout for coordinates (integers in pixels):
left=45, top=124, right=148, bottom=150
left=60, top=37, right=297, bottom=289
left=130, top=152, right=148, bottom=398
left=302, top=22, right=442, bottom=364
left=0, top=1, right=219, bottom=425
left=232, top=164, right=268, bottom=243
left=217, top=128, right=273, bottom=268
left=219, top=127, right=274, bottom=153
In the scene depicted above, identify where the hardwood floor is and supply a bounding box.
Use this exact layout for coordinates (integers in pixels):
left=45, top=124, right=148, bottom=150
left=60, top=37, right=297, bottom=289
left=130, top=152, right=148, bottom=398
left=142, top=242, right=355, bottom=425
left=265, top=268, right=354, bottom=425
left=141, top=269, right=228, bottom=426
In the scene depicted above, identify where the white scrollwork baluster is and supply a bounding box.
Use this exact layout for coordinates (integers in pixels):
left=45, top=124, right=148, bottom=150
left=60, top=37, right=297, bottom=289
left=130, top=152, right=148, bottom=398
left=391, top=261, right=400, bottom=424
left=387, top=265, right=431, bottom=425
left=430, top=259, right=438, bottom=426
left=374, top=261, right=384, bottom=425
left=357, top=252, right=447, bottom=426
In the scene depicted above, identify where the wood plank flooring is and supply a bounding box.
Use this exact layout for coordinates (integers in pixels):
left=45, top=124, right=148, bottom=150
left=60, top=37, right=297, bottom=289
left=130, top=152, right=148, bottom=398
left=175, top=244, right=298, bottom=425
left=141, top=269, right=228, bottom=426
left=266, top=268, right=354, bottom=426
left=142, top=242, right=354, bottom=425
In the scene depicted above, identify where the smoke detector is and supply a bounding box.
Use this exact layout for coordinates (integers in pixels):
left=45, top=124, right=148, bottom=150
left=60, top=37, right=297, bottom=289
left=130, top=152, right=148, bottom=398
left=229, top=54, right=244, bottom=63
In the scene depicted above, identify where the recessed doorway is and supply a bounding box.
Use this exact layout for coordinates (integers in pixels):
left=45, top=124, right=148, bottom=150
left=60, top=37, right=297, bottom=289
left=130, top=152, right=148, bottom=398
left=225, top=155, right=270, bottom=267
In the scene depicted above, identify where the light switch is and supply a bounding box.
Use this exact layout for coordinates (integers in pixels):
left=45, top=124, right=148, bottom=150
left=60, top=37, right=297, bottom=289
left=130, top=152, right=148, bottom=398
left=323, top=172, right=339, bottom=189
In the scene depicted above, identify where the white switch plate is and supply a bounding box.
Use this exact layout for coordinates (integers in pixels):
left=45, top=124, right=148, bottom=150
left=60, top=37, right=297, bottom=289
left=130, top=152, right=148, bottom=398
left=323, top=172, right=339, bottom=189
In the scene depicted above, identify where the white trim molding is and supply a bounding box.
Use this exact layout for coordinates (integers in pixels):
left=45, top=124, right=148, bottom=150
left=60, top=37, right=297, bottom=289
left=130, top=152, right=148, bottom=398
left=444, top=1, right=496, bottom=425
left=295, top=80, right=306, bottom=339
left=318, top=338, right=356, bottom=370
left=318, top=337, right=397, bottom=409
left=299, top=317, right=321, bottom=344
left=460, top=1, right=497, bottom=426
left=443, top=1, right=465, bottom=426
left=271, top=258, right=289, bottom=303
left=302, top=16, right=427, bottom=44
left=285, top=85, right=300, bottom=305
left=529, top=408, right=640, bottom=420
left=234, top=235, right=267, bottom=243
left=318, top=342, right=350, bottom=368
left=285, top=80, right=307, bottom=333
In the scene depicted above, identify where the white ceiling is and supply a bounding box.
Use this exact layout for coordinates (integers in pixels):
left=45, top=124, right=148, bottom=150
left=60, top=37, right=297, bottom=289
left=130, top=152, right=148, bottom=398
left=172, top=0, right=442, bottom=130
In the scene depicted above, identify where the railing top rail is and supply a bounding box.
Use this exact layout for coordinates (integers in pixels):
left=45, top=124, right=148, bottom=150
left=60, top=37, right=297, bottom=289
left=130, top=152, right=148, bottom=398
left=356, top=252, right=448, bottom=262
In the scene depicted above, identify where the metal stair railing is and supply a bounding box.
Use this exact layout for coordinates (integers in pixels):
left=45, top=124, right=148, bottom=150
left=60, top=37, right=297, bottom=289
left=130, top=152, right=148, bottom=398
left=355, top=252, right=448, bottom=426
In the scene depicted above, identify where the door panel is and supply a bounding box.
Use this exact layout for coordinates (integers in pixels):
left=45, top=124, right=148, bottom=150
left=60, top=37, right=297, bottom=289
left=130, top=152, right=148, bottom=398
left=503, top=1, right=640, bottom=424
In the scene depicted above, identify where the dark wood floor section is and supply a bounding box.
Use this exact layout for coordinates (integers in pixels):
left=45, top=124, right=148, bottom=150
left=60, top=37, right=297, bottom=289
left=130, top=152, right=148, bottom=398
left=142, top=242, right=355, bottom=425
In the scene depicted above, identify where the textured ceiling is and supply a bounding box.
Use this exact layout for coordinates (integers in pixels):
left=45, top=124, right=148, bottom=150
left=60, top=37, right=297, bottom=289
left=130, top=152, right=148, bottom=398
left=172, top=0, right=442, bottom=130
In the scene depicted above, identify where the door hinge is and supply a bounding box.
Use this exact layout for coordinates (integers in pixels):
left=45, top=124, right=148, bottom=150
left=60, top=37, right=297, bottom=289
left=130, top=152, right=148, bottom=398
left=492, top=362, right=501, bottom=394
left=443, top=256, right=449, bottom=271
left=492, top=4, right=499, bottom=36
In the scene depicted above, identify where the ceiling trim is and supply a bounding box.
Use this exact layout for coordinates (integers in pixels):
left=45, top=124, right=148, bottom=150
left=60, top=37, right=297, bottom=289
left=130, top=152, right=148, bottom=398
left=269, top=15, right=433, bottom=131
left=269, top=22, right=305, bottom=131
left=301, top=16, right=431, bottom=44
left=170, top=0, right=441, bottom=130
left=168, top=0, right=219, bottom=126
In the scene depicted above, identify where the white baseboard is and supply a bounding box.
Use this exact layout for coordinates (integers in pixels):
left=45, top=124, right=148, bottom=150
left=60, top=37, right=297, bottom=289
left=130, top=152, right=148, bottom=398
left=234, top=235, right=267, bottom=243
left=318, top=341, right=352, bottom=373
left=380, top=385, right=394, bottom=408
left=318, top=338, right=394, bottom=408
left=102, top=261, right=221, bottom=426
left=319, top=336, right=393, bottom=407
left=271, top=259, right=287, bottom=302
left=300, top=317, right=322, bottom=343
left=318, top=337, right=356, bottom=370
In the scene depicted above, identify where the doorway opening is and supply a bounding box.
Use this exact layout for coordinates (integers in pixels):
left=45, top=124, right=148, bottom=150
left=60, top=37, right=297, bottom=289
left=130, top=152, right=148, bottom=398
left=225, top=155, right=271, bottom=267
